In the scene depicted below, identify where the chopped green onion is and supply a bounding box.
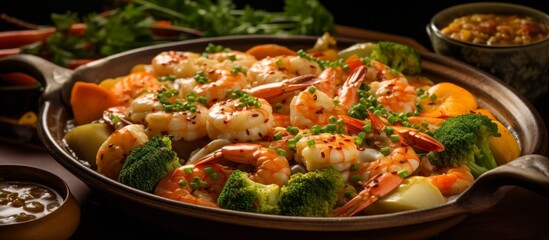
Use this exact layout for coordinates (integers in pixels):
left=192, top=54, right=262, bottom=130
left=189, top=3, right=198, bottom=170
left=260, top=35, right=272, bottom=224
left=380, top=147, right=391, bottom=156
left=398, top=169, right=409, bottom=178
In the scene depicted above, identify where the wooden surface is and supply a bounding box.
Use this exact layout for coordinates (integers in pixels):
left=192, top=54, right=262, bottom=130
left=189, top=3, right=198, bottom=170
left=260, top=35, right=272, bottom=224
left=1, top=25, right=548, bottom=239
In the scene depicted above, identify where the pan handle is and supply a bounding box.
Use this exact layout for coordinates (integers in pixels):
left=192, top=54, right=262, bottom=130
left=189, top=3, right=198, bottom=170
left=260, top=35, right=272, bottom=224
left=0, top=54, right=73, bottom=102
left=457, top=154, right=549, bottom=213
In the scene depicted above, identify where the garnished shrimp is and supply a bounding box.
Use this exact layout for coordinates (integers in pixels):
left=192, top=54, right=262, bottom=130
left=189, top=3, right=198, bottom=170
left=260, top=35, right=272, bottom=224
left=206, top=96, right=273, bottom=142
left=362, top=59, right=406, bottom=83
left=418, top=157, right=474, bottom=196
left=295, top=133, right=359, bottom=177
left=290, top=86, right=335, bottom=129
left=145, top=104, right=209, bottom=141
left=206, top=50, right=257, bottom=72
left=192, top=67, right=249, bottom=103
left=123, top=91, right=209, bottom=141
left=247, top=55, right=322, bottom=87
left=96, top=124, right=149, bottom=179
left=288, top=66, right=367, bottom=128
left=194, top=143, right=291, bottom=186
left=371, top=78, right=418, bottom=114
left=154, top=163, right=232, bottom=208
left=110, top=72, right=162, bottom=106
left=333, top=111, right=445, bottom=216
left=151, top=51, right=216, bottom=78
left=125, top=93, right=162, bottom=124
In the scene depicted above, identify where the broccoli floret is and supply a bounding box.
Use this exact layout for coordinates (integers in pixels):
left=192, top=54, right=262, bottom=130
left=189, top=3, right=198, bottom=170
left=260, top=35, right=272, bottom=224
left=278, top=167, right=344, bottom=217
left=217, top=169, right=281, bottom=214
left=118, top=135, right=181, bottom=193
left=427, top=114, right=501, bottom=178
left=369, top=41, right=422, bottom=75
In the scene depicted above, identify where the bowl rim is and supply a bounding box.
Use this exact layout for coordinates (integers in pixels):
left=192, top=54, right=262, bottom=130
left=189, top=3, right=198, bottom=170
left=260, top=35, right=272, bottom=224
left=428, top=2, right=549, bottom=49
left=0, top=164, right=72, bottom=226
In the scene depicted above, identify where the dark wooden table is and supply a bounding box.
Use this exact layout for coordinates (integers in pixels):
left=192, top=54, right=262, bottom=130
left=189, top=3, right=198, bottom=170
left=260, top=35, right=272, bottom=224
left=1, top=26, right=548, bottom=239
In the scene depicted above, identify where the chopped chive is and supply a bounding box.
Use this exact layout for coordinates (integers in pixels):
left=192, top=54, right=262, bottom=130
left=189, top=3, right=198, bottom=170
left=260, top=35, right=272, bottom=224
left=203, top=167, right=214, bottom=174
left=276, top=149, right=286, bottom=156
left=390, top=135, right=400, bottom=142
left=398, top=169, right=409, bottom=178
left=351, top=164, right=359, bottom=171
left=273, top=132, right=283, bottom=140
left=350, top=175, right=361, bottom=182
left=286, top=126, right=299, bottom=135
left=380, top=147, right=391, bottom=156
left=183, top=167, right=193, bottom=174
left=178, top=180, right=187, bottom=187
left=383, top=126, right=394, bottom=135
left=211, top=172, right=219, bottom=181
left=306, top=139, right=316, bottom=147
left=308, top=87, right=316, bottom=94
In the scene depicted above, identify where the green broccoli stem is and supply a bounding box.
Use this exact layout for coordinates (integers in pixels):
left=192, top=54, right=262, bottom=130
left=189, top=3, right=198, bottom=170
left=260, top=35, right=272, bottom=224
left=465, top=161, right=488, bottom=178
left=477, top=141, right=498, bottom=170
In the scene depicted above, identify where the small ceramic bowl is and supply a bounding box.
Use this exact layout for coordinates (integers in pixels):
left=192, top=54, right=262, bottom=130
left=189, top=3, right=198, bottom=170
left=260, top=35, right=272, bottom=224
left=0, top=165, right=80, bottom=240
left=426, top=2, right=549, bottom=101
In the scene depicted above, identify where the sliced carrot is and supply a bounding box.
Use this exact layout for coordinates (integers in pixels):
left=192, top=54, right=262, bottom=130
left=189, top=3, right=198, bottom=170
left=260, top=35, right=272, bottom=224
left=419, top=82, right=477, bottom=118
left=245, top=44, right=297, bottom=60
left=70, top=82, right=120, bottom=125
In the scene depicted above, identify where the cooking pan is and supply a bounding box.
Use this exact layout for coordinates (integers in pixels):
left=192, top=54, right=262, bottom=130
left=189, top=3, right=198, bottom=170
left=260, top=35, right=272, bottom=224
left=1, top=35, right=548, bottom=239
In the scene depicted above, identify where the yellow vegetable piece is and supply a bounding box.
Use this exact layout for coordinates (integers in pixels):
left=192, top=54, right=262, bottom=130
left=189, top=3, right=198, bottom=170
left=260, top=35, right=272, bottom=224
left=490, top=120, right=521, bottom=165
left=17, top=111, right=37, bottom=126
left=63, top=123, right=112, bottom=169
left=364, top=176, right=446, bottom=214
left=472, top=109, right=521, bottom=165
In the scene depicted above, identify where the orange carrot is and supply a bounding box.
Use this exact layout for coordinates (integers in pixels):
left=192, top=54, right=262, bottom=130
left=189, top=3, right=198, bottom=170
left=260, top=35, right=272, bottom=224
left=70, top=81, right=119, bottom=125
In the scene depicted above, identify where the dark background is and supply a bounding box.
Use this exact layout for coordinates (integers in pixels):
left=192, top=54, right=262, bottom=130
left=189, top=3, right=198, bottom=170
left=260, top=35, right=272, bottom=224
left=1, top=0, right=547, bottom=51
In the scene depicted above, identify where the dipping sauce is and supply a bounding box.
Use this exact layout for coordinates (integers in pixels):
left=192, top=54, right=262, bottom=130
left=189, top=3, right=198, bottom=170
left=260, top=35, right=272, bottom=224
left=0, top=181, right=62, bottom=224
left=440, top=14, right=548, bottom=46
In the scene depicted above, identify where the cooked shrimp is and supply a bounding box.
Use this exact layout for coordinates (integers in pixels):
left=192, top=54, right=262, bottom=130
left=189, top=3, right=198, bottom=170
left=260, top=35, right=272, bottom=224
left=371, top=78, right=418, bottom=114
left=110, top=72, right=162, bottom=106
left=206, top=96, right=273, bottom=142
left=125, top=93, right=162, bottom=124
left=289, top=86, right=336, bottom=129
left=245, top=74, right=319, bottom=115
left=418, top=157, right=474, bottom=196
left=206, top=50, right=257, bottom=72
left=194, top=143, right=291, bottom=186
left=294, top=133, right=359, bottom=177
left=362, top=59, right=406, bottom=83
left=247, top=55, right=322, bottom=87
left=192, top=67, right=249, bottom=103
left=154, top=163, right=232, bottom=208
left=334, top=65, right=367, bottom=115
left=96, top=124, right=149, bottom=179
left=145, top=104, right=209, bottom=141
left=314, top=66, right=347, bottom=98
left=151, top=51, right=216, bottom=78
left=333, top=112, right=444, bottom=217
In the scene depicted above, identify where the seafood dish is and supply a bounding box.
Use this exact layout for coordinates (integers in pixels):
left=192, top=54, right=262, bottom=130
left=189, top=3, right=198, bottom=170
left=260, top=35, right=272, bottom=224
left=61, top=33, right=522, bottom=218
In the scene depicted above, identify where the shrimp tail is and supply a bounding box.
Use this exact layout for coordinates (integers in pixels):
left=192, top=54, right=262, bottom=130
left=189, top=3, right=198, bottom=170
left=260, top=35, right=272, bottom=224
left=333, top=171, right=404, bottom=217
left=246, top=74, right=319, bottom=100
